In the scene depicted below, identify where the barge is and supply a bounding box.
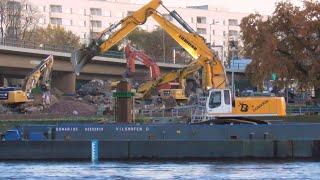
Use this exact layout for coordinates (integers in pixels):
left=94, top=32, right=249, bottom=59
left=1, top=123, right=320, bottom=160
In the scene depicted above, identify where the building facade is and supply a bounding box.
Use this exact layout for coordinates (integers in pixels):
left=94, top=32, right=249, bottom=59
left=28, top=0, right=249, bottom=62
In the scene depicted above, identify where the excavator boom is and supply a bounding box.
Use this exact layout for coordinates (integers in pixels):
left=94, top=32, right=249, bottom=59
left=124, top=44, right=161, bottom=80
left=71, top=0, right=161, bottom=75
left=22, top=55, right=54, bottom=97
left=0, top=55, right=54, bottom=104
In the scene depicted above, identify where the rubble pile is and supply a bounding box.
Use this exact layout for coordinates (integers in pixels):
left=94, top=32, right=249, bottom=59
left=47, top=100, right=96, bottom=116
left=18, top=94, right=59, bottom=114
left=77, top=79, right=114, bottom=115
left=78, top=79, right=111, bottom=96
left=78, top=80, right=113, bottom=104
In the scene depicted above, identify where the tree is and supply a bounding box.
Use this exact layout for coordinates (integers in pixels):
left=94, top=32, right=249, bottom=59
left=0, top=0, right=40, bottom=39
left=24, top=25, right=81, bottom=50
left=240, top=1, right=320, bottom=91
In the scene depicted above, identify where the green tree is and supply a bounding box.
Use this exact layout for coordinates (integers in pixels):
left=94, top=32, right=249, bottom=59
left=24, top=25, right=81, bottom=50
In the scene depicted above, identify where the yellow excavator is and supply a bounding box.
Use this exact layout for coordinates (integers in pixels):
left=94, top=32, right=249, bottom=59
left=71, top=0, right=286, bottom=122
left=0, top=55, right=54, bottom=104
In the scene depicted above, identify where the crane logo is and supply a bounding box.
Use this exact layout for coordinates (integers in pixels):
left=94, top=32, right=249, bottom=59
left=179, top=35, right=197, bottom=51
left=239, top=102, right=249, bottom=112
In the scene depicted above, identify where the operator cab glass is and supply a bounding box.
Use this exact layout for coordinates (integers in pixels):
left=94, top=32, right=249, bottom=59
left=209, top=91, right=221, bottom=108
left=207, top=89, right=232, bottom=114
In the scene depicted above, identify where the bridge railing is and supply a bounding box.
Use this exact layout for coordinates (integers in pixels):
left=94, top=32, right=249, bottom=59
left=0, top=38, right=124, bottom=59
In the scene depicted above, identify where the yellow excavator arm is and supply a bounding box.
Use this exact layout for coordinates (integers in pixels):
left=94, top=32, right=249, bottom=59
left=71, top=0, right=161, bottom=75
left=22, top=55, right=54, bottom=97
left=70, top=0, right=227, bottom=97
left=137, top=8, right=227, bottom=96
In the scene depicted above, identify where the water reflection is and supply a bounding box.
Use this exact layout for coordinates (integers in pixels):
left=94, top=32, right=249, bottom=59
left=0, top=161, right=319, bottom=179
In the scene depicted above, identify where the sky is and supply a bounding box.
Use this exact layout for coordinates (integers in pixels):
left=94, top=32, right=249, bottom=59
left=134, top=0, right=304, bottom=14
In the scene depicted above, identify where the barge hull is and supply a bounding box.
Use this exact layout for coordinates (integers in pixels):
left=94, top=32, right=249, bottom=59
left=0, top=140, right=319, bottom=160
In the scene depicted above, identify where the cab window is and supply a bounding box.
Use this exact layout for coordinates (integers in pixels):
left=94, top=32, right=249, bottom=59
left=209, top=91, right=221, bottom=108
left=224, top=90, right=230, bottom=105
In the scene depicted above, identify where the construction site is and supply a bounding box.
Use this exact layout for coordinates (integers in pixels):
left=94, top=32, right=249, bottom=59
left=0, top=0, right=319, bottom=160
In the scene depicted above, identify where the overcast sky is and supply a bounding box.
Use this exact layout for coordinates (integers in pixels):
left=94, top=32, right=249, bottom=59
left=134, top=0, right=304, bottom=14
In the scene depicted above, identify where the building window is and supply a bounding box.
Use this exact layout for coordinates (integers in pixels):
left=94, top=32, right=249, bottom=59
left=50, top=18, right=62, bottom=25
left=80, top=20, right=86, bottom=27
left=127, top=11, right=134, bottom=16
left=196, top=16, right=206, bottom=24
left=191, top=17, right=194, bottom=23
left=228, top=19, right=238, bottom=26
left=50, top=5, right=62, bottom=13
left=197, top=28, right=207, bottom=34
left=91, top=20, right=102, bottom=28
left=212, top=30, right=215, bottom=35
left=228, top=30, right=238, bottom=37
left=90, top=8, right=102, bottom=16
left=223, top=31, right=226, bottom=37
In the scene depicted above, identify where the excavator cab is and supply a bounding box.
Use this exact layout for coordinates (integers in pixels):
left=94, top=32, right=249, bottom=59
left=206, top=89, right=232, bottom=114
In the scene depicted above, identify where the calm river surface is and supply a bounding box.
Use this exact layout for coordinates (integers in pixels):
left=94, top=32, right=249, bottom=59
left=0, top=161, right=319, bottom=179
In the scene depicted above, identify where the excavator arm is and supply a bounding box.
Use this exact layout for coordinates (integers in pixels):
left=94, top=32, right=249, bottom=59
left=70, top=0, right=227, bottom=97
left=137, top=6, right=227, bottom=96
left=124, top=44, right=161, bottom=80
left=22, top=55, right=54, bottom=98
left=71, top=0, right=161, bottom=75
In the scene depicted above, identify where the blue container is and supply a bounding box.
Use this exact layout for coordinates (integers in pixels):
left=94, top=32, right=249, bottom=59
left=4, top=130, right=22, bottom=141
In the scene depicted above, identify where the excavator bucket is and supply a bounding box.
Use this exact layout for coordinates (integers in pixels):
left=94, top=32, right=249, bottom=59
left=71, top=48, right=95, bottom=76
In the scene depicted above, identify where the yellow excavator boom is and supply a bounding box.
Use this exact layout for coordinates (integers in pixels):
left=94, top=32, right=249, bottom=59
left=71, top=0, right=227, bottom=97
left=0, top=55, right=54, bottom=104
left=71, top=0, right=161, bottom=75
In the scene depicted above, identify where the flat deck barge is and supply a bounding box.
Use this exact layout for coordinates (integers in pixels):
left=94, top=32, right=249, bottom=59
left=1, top=123, right=320, bottom=160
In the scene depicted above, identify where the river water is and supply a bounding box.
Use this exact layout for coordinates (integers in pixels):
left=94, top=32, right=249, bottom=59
left=0, top=161, right=319, bottom=179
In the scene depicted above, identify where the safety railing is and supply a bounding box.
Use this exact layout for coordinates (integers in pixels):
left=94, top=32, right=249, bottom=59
left=137, top=105, right=320, bottom=118
left=287, top=106, right=320, bottom=115
left=0, top=38, right=124, bottom=59
left=137, top=105, right=195, bottom=118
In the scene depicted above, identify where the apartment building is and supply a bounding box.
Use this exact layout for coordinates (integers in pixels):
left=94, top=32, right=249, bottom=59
left=28, top=0, right=249, bottom=62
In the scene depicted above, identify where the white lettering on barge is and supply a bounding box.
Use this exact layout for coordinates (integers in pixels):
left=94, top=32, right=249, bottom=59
left=115, top=127, right=149, bottom=132
left=56, top=127, right=79, bottom=132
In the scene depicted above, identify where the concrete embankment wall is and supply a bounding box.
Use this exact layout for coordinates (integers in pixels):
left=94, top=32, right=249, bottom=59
left=0, top=140, right=319, bottom=160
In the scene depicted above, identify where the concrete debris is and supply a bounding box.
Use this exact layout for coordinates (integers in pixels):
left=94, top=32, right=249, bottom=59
left=18, top=94, right=58, bottom=114
left=47, top=100, right=96, bottom=116
left=0, top=104, right=10, bottom=114
left=78, top=79, right=111, bottom=96
left=23, top=106, right=44, bottom=114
